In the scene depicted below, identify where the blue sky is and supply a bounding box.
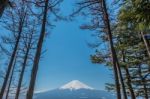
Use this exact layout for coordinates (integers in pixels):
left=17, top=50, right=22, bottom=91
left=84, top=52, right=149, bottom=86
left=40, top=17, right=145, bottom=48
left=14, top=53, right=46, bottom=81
left=34, top=0, right=114, bottom=92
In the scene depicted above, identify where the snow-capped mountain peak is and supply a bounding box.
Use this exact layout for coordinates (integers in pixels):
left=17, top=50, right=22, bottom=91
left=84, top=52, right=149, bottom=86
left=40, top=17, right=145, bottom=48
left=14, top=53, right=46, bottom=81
left=59, top=80, right=94, bottom=90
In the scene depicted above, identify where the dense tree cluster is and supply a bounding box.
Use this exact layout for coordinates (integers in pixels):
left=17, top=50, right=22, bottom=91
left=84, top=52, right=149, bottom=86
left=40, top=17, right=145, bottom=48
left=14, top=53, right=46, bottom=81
left=85, top=0, right=150, bottom=99
left=0, top=0, right=62, bottom=99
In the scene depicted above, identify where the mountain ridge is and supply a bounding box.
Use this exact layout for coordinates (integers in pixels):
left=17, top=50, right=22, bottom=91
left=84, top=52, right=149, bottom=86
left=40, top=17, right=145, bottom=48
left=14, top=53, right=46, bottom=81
left=34, top=80, right=116, bottom=99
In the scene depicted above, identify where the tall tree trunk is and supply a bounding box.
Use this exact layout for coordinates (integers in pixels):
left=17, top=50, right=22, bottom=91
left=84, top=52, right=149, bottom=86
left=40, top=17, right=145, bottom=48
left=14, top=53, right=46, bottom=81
left=115, top=57, right=128, bottom=99
left=122, top=50, right=135, bottom=99
left=101, top=0, right=128, bottom=99
left=100, top=0, right=121, bottom=99
left=124, top=67, right=135, bottom=99
left=140, top=31, right=150, bottom=58
left=5, top=56, right=17, bottom=99
left=0, top=16, right=25, bottom=99
left=15, top=32, right=33, bottom=99
left=26, top=0, right=49, bottom=99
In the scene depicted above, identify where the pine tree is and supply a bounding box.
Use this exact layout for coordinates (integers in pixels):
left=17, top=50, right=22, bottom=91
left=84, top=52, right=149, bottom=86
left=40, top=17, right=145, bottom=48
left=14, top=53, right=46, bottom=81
left=26, top=0, right=62, bottom=98
left=119, top=0, right=150, bottom=58
left=73, top=0, right=129, bottom=98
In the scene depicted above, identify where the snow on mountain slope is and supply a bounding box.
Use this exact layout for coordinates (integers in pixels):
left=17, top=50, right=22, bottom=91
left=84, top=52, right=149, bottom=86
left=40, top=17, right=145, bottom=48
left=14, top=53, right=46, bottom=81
left=34, top=80, right=116, bottom=99
left=59, top=80, right=94, bottom=90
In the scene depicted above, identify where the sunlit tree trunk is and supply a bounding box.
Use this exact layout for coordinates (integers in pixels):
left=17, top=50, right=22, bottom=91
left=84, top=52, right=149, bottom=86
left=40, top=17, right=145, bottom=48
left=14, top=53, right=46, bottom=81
left=100, top=0, right=121, bottom=99
left=101, top=0, right=127, bottom=99
left=26, top=0, right=49, bottom=99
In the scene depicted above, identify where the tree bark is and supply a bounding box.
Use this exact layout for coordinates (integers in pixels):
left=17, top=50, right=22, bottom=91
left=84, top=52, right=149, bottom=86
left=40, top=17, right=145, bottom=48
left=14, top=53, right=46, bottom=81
left=124, top=67, right=135, bottom=99
left=115, top=57, right=128, bottom=99
left=122, top=50, right=135, bottom=99
left=15, top=32, right=33, bottom=99
left=100, top=0, right=122, bottom=99
left=26, top=0, right=49, bottom=99
left=5, top=56, right=17, bottom=99
left=101, top=0, right=128, bottom=99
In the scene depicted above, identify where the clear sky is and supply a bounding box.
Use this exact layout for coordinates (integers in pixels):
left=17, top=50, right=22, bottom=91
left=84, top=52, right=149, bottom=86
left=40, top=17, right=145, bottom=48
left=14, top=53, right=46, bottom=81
left=34, top=0, right=114, bottom=92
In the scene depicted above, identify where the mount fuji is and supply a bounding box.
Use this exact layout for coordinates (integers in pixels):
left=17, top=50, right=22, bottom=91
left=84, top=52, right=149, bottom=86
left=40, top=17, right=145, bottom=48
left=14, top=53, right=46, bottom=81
left=34, top=80, right=116, bottom=99
left=59, top=80, right=94, bottom=90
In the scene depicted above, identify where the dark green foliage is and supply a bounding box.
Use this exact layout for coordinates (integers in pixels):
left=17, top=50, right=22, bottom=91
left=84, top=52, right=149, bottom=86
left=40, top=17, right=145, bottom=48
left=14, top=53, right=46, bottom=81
left=90, top=0, right=150, bottom=98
